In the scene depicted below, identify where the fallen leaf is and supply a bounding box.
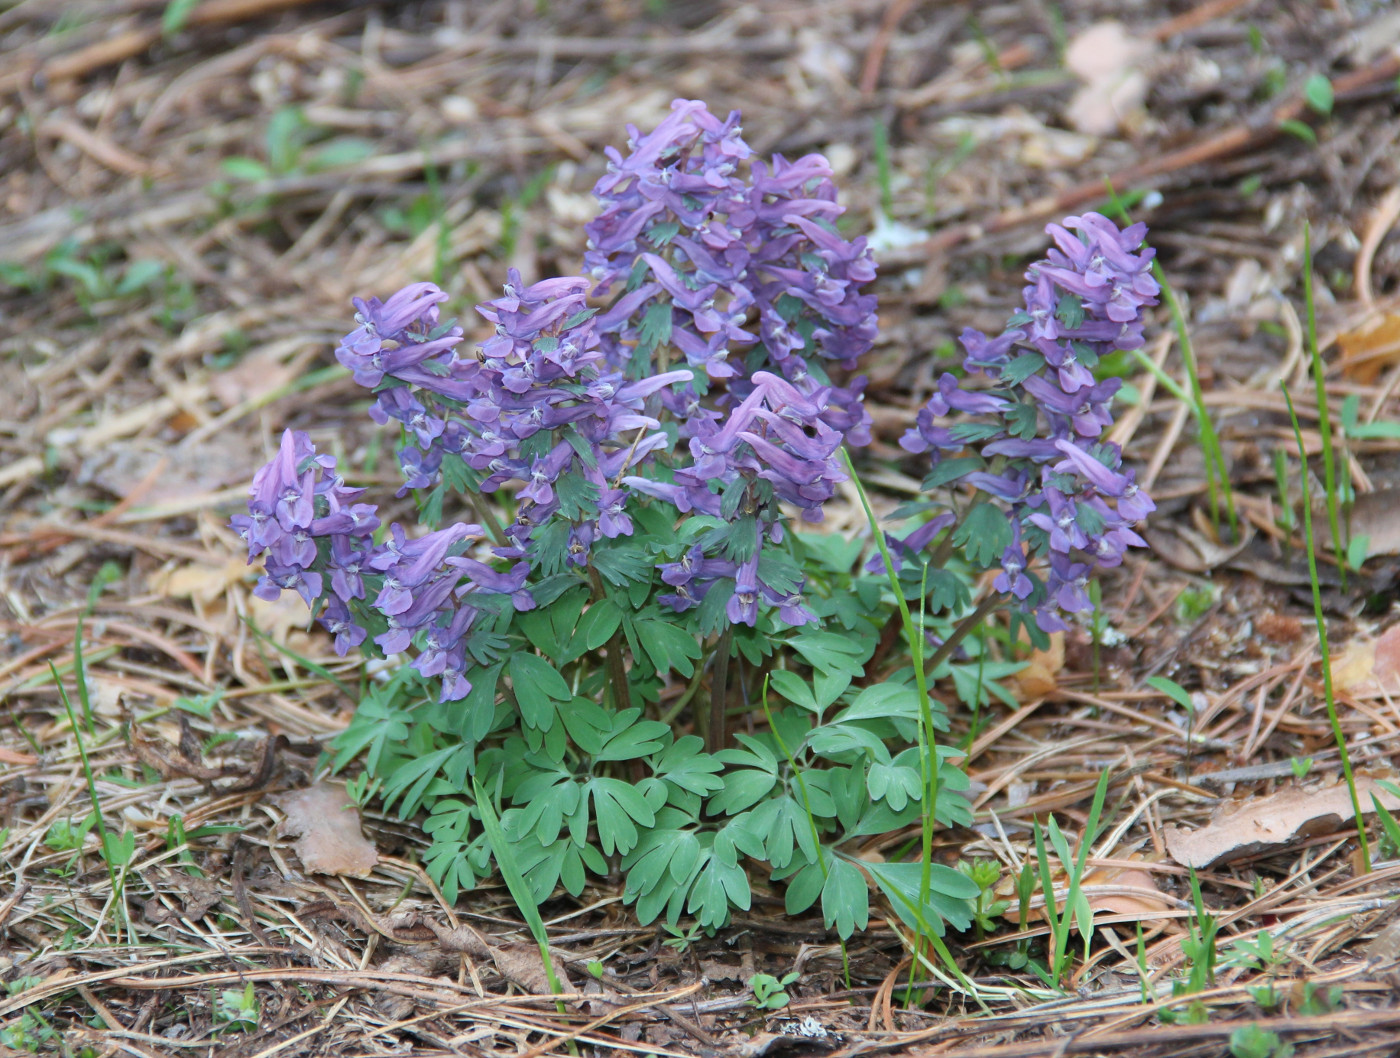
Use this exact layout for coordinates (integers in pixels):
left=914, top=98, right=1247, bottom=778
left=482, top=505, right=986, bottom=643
left=1012, top=631, right=1064, bottom=700
left=209, top=347, right=297, bottom=409
left=1063, top=21, right=1156, bottom=136
left=273, top=783, right=378, bottom=878
left=997, top=858, right=1174, bottom=923
left=1331, top=621, right=1400, bottom=698
left=1320, top=489, right=1400, bottom=560
left=149, top=558, right=248, bottom=605
left=1339, top=313, right=1400, bottom=384
left=1164, top=778, right=1400, bottom=869
left=142, top=865, right=222, bottom=925
left=489, top=942, right=574, bottom=997
left=1077, top=863, right=1174, bottom=918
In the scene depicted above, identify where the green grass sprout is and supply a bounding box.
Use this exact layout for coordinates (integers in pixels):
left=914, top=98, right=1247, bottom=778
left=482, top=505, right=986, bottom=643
left=1282, top=386, right=1370, bottom=871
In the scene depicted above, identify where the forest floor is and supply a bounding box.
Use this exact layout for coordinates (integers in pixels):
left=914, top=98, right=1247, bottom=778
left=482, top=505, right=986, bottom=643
left=4, top=1, right=1400, bottom=1055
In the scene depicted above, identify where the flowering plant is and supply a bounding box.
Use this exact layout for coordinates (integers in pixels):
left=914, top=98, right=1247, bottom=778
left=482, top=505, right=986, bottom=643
left=236, top=100, right=1154, bottom=937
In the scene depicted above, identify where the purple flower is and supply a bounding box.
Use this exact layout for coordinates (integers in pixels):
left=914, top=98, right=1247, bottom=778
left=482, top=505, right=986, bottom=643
left=898, top=212, right=1157, bottom=627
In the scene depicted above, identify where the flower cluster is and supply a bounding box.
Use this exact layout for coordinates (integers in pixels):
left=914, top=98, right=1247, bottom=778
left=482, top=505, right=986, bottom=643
left=233, top=430, right=533, bottom=702
left=467, top=270, right=690, bottom=564
left=586, top=98, right=875, bottom=446
left=899, top=212, right=1159, bottom=631
left=627, top=370, right=845, bottom=626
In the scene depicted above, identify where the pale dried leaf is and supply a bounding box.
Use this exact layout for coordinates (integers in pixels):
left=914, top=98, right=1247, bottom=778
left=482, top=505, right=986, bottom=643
left=1331, top=621, right=1400, bottom=697
left=1164, top=778, right=1400, bottom=869
left=490, top=941, right=572, bottom=997
left=208, top=347, right=297, bottom=409
left=148, top=558, right=248, bottom=605
left=1012, top=631, right=1064, bottom=700
left=1063, top=21, right=1156, bottom=136
left=273, top=783, right=378, bottom=878
left=1339, top=313, right=1400, bottom=384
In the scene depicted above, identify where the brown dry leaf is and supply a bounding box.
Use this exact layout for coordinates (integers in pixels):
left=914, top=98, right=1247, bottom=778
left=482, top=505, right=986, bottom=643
left=996, top=859, right=1173, bottom=923
left=1164, top=778, right=1400, bottom=869
left=1326, top=489, right=1400, bottom=560
left=1012, top=631, right=1064, bottom=700
left=208, top=347, right=297, bottom=409
left=142, top=865, right=222, bottom=925
left=1331, top=621, right=1400, bottom=698
left=1077, top=864, right=1174, bottom=918
left=272, top=783, right=379, bottom=878
left=1063, top=21, right=1156, bottom=136
left=148, top=557, right=248, bottom=606
left=490, top=941, right=574, bottom=997
left=1339, top=313, right=1400, bottom=384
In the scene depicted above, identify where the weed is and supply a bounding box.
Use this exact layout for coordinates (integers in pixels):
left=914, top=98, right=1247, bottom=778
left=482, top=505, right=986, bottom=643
left=1031, top=770, right=1111, bottom=987
left=748, top=971, right=799, bottom=1011
left=661, top=921, right=704, bottom=953
left=1282, top=387, right=1370, bottom=870
left=1296, top=981, right=1343, bottom=1015
left=214, top=982, right=260, bottom=1033
left=1230, top=1023, right=1293, bottom=1058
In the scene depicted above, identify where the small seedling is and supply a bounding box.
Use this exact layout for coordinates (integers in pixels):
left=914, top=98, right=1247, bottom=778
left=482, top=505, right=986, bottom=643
left=1297, top=981, right=1343, bottom=1016
left=660, top=921, right=704, bottom=953
left=957, top=859, right=1010, bottom=936
left=1289, top=757, right=1313, bottom=779
left=1230, top=1023, right=1293, bottom=1058
left=585, top=959, right=605, bottom=979
left=214, top=982, right=260, bottom=1033
left=748, top=971, right=799, bottom=1011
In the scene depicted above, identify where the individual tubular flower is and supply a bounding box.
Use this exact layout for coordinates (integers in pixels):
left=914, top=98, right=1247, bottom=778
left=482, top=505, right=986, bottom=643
left=896, top=212, right=1158, bottom=631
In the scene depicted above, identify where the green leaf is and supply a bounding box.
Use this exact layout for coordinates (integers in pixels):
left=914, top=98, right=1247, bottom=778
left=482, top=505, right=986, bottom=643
left=1303, top=73, right=1334, bottom=116
left=1000, top=352, right=1046, bottom=387
left=1054, top=294, right=1085, bottom=330
left=510, top=653, right=571, bottom=732
left=596, top=718, right=671, bottom=761
left=821, top=858, right=870, bottom=939
left=636, top=619, right=702, bottom=678
left=1278, top=118, right=1317, bottom=145
left=922, top=457, right=984, bottom=491
left=592, top=543, right=651, bottom=585
left=636, top=300, right=674, bottom=356
left=768, top=670, right=817, bottom=713
left=1145, top=675, right=1195, bottom=714
left=837, top=681, right=921, bottom=723
left=590, top=777, right=656, bottom=856
left=571, top=599, right=622, bottom=657
left=866, top=860, right=977, bottom=935
left=688, top=852, right=750, bottom=930
left=653, top=736, right=725, bottom=797
left=705, top=768, right=777, bottom=815
left=266, top=106, right=306, bottom=174
left=162, top=0, right=202, bottom=34
left=555, top=472, right=600, bottom=521
left=952, top=503, right=1011, bottom=567
left=306, top=138, right=377, bottom=171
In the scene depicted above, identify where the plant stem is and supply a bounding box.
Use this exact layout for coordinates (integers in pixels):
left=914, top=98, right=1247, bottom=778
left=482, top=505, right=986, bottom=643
left=588, top=567, right=632, bottom=715
left=1283, top=385, right=1370, bottom=872
left=1303, top=221, right=1347, bottom=591
left=923, top=593, right=1003, bottom=678
left=707, top=627, right=732, bottom=752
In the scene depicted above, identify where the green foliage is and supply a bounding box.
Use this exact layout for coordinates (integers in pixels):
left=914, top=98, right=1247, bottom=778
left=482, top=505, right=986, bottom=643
left=327, top=482, right=993, bottom=939
left=1302, top=73, right=1334, bottom=116
left=1230, top=1024, right=1293, bottom=1058
left=748, top=970, right=799, bottom=1010
left=214, top=982, right=260, bottom=1034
